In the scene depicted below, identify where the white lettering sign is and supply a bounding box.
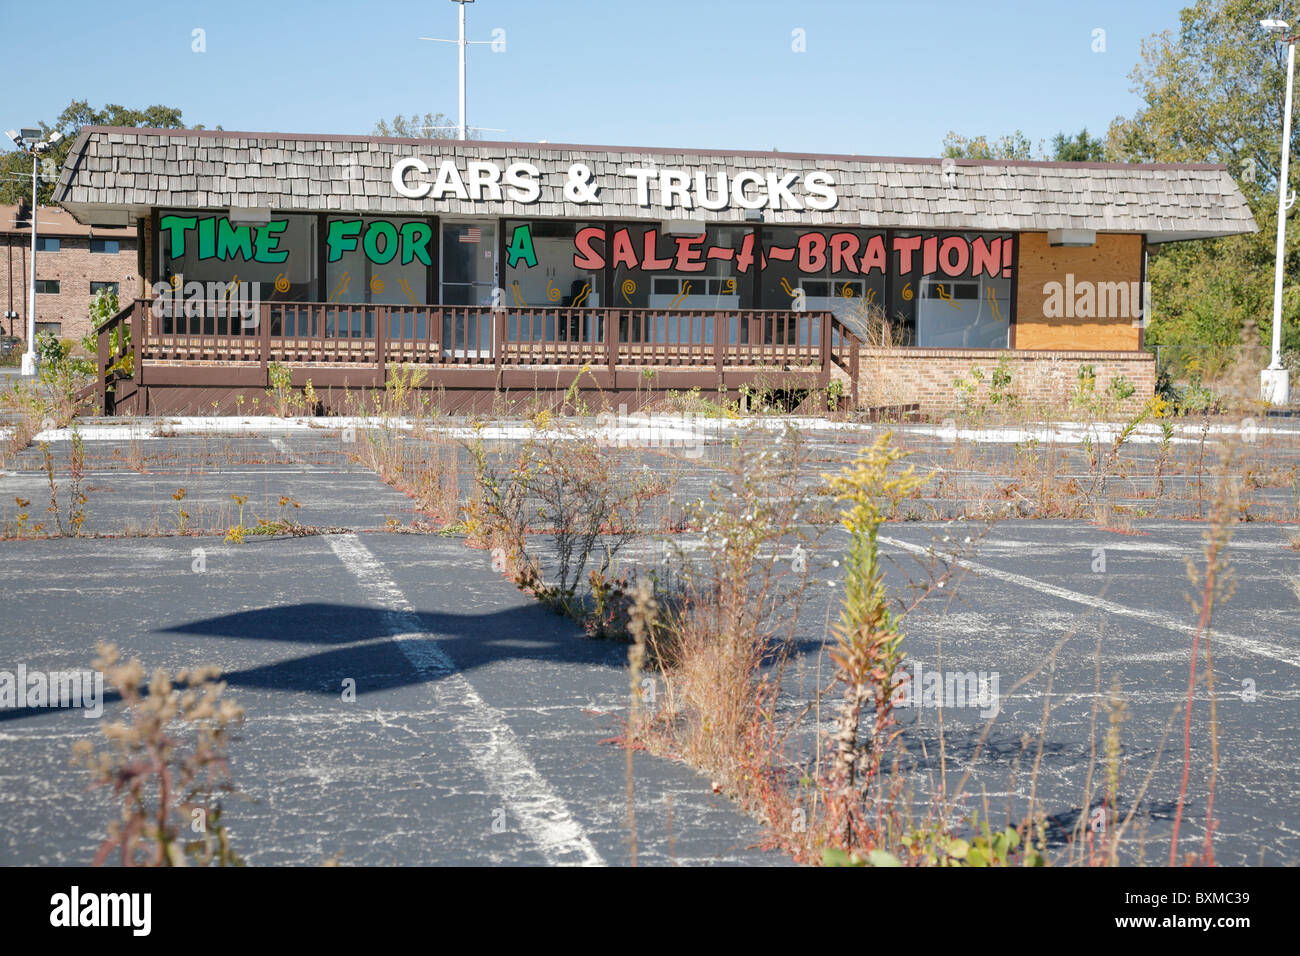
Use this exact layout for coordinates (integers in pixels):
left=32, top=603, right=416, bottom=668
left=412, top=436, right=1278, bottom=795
left=390, top=157, right=838, bottom=210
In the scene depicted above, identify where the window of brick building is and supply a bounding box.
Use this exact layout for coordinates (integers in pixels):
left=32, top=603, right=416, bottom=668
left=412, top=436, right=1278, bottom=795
left=35, top=279, right=59, bottom=294
left=90, top=238, right=119, bottom=254
left=35, top=237, right=60, bottom=252
left=90, top=281, right=119, bottom=296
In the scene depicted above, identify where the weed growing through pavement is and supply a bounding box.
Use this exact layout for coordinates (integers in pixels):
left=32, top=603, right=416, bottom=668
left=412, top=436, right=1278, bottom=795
left=37, top=427, right=88, bottom=537
left=8, top=497, right=37, bottom=537
left=820, top=432, right=930, bottom=854
left=71, top=642, right=244, bottom=866
left=1170, top=438, right=1239, bottom=866
left=624, top=579, right=657, bottom=866
left=173, top=488, right=189, bottom=533
left=624, top=424, right=823, bottom=823
left=246, top=495, right=304, bottom=537
left=225, top=494, right=248, bottom=543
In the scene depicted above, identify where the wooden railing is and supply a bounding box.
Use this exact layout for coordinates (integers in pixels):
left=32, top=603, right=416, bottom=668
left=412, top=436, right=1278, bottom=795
left=92, top=299, right=862, bottom=409
left=135, top=299, right=855, bottom=365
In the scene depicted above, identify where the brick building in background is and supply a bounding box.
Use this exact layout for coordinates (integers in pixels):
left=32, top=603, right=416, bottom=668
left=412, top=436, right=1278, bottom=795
left=1, top=203, right=138, bottom=344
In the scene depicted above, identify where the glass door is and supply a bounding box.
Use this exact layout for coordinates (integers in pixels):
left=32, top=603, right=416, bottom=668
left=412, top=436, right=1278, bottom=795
left=440, top=220, right=497, bottom=358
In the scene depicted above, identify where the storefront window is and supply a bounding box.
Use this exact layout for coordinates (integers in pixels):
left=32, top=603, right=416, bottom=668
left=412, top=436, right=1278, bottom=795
left=159, top=212, right=316, bottom=300
left=890, top=232, right=1012, bottom=348
left=611, top=224, right=754, bottom=344
left=761, top=227, right=888, bottom=344
left=157, top=211, right=316, bottom=333
left=502, top=219, right=602, bottom=342
left=503, top=220, right=601, bottom=307
left=603, top=224, right=752, bottom=310
left=324, top=216, right=433, bottom=306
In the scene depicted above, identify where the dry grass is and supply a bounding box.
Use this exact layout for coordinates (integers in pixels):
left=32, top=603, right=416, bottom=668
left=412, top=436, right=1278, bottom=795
left=631, top=426, right=816, bottom=789
left=601, top=420, right=1258, bottom=866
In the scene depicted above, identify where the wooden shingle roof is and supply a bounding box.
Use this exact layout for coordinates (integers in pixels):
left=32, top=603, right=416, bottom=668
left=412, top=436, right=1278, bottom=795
left=54, top=127, right=1258, bottom=242
left=0, top=203, right=134, bottom=238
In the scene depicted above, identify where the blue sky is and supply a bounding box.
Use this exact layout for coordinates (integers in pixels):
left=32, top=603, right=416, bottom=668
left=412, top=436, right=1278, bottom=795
left=1, top=0, right=1195, bottom=157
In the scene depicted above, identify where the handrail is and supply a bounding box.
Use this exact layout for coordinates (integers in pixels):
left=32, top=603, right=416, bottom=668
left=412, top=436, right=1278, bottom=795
left=827, top=314, right=862, bottom=408
left=91, top=299, right=138, bottom=415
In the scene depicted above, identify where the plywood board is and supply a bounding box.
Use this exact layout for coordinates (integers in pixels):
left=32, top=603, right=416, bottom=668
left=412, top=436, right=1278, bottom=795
left=1015, top=232, right=1142, bottom=350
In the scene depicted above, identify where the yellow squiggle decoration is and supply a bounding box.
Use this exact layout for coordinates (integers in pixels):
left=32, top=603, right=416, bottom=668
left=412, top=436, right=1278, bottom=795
left=854, top=288, right=878, bottom=320
left=397, top=277, right=418, bottom=305
left=986, top=285, right=1002, bottom=321
left=330, top=272, right=351, bottom=302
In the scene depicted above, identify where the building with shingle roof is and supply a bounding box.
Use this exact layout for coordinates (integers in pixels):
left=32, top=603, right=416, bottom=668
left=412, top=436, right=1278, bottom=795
left=50, top=126, right=1258, bottom=416
left=56, top=127, right=1254, bottom=242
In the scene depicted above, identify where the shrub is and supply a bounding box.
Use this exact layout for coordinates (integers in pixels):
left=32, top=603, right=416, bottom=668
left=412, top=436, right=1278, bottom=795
left=266, top=361, right=296, bottom=416
left=989, top=356, right=1018, bottom=408
left=465, top=418, right=664, bottom=619
left=1107, top=374, right=1136, bottom=403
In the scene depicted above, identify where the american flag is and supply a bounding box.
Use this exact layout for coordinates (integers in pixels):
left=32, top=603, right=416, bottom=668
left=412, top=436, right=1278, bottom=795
left=459, top=227, right=481, bottom=243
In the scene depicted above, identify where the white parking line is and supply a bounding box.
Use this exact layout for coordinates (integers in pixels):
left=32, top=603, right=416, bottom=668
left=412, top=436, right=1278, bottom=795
left=880, top=536, right=1300, bottom=670
left=327, top=533, right=605, bottom=866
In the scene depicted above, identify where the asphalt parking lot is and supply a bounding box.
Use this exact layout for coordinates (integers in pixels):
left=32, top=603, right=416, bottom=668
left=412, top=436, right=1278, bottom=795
left=1, top=417, right=1297, bottom=865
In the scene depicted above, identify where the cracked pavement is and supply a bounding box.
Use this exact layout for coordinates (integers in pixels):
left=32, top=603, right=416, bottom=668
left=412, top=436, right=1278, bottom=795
left=1, top=417, right=1297, bottom=865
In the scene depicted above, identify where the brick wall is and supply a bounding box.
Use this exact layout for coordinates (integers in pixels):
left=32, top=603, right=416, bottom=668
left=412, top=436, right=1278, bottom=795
left=846, top=347, right=1156, bottom=417
left=2, top=233, right=138, bottom=343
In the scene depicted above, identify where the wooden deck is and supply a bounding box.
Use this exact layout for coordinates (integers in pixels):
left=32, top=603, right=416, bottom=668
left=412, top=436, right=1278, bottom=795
left=90, top=299, right=863, bottom=415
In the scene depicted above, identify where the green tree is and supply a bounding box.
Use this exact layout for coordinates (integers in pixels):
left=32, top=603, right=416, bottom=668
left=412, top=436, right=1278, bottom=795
left=942, top=127, right=1110, bottom=163
left=1107, top=0, right=1300, bottom=369
left=941, top=129, right=1034, bottom=161
left=1050, top=128, right=1108, bottom=161
left=373, top=112, right=480, bottom=139
left=1, top=100, right=194, bottom=206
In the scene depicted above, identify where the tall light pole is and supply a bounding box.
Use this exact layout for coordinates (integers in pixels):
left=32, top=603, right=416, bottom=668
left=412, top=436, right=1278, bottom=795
left=420, top=0, right=487, bottom=142
left=1262, top=18, right=1295, bottom=405
left=6, top=126, right=64, bottom=376
left=456, top=0, right=469, bottom=141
